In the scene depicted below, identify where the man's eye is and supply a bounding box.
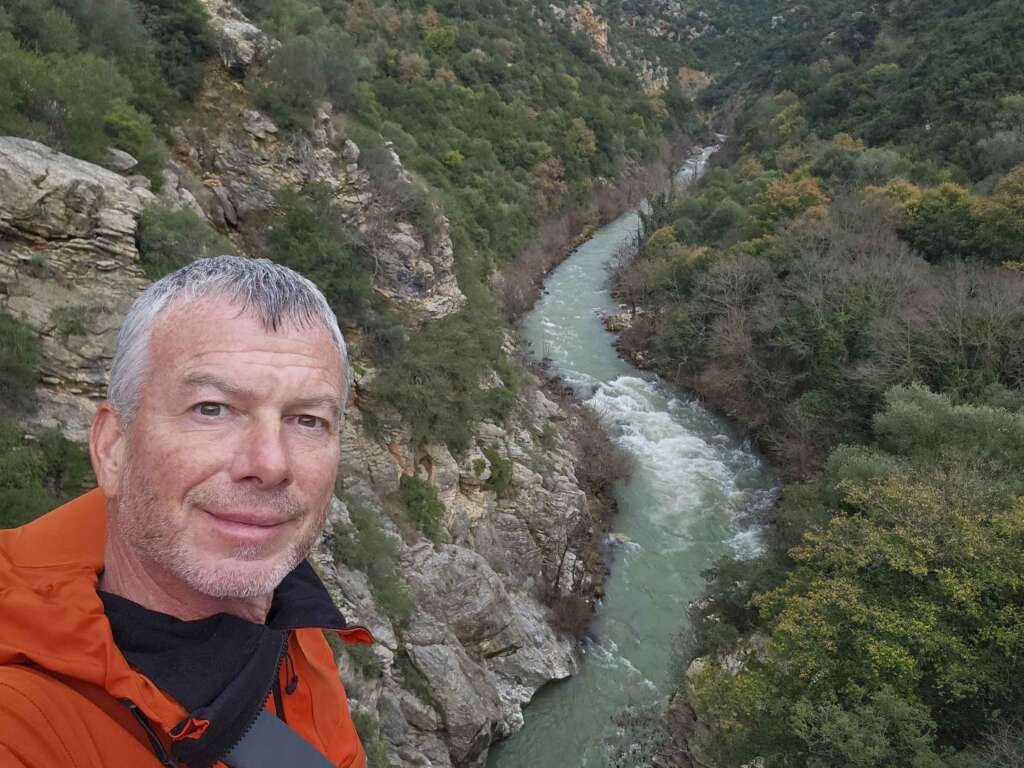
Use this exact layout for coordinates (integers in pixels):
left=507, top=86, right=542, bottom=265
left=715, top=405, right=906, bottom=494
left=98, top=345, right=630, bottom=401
left=296, top=415, right=324, bottom=430
left=195, top=402, right=224, bottom=417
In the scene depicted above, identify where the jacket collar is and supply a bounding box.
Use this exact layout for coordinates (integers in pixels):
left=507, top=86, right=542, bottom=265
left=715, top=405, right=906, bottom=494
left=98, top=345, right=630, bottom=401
left=0, top=488, right=349, bottom=754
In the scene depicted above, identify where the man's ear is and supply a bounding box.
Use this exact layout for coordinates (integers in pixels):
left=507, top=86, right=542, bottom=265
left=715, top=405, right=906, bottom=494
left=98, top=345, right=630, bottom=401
left=90, top=402, right=127, bottom=498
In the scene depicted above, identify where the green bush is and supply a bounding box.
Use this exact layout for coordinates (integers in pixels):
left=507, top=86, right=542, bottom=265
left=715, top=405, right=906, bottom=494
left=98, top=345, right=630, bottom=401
left=252, top=36, right=326, bottom=128
left=0, top=33, right=130, bottom=161
left=481, top=446, right=512, bottom=497
left=136, top=204, right=235, bottom=281
left=394, top=650, right=433, bottom=706
left=370, top=306, right=515, bottom=451
left=49, top=305, right=100, bottom=339
left=0, top=311, right=39, bottom=417
left=265, top=185, right=374, bottom=325
left=102, top=101, right=166, bottom=184
left=398, top=475, right=446, bottom=541
left=332, top=496, right=413, bottom=624
left=350, top=712, right=389, bottom=768
left=0, top=422, right=93, bottom=529
left=137, top=0, right=214, bottom=103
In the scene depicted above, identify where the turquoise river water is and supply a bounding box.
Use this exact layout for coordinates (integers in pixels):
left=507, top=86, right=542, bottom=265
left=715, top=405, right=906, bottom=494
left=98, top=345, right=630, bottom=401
left=486, top=143, right=777, bottom=768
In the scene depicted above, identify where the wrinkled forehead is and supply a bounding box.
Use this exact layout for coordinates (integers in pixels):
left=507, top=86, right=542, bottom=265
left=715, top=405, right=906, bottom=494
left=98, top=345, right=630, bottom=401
left=147, top=297, right=344, bottom=374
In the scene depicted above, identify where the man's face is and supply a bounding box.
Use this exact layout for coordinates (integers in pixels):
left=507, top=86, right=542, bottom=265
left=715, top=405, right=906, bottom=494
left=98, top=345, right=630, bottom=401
left=109, top=300, right=344, bottom=600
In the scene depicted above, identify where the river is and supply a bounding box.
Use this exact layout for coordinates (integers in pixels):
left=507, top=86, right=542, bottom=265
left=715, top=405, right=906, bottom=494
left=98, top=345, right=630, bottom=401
left=486, top=142, right=777, bottom=768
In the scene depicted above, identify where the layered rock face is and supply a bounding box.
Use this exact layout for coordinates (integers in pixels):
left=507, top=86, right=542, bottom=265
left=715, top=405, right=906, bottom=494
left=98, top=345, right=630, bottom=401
left=314, top=381, right=594, bottom=767
left=165, top=18, right=466, bottom=323
left=0, top=137, right=151, bottom=439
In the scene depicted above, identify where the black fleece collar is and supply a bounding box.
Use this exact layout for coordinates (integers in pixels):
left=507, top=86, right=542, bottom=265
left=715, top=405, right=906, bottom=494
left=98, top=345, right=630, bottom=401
left=99, top=560, right=347, bottom=768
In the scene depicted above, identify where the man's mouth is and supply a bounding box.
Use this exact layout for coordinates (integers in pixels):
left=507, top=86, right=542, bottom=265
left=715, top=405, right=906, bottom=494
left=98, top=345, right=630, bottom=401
left=202, top=508, right=292, bottom=538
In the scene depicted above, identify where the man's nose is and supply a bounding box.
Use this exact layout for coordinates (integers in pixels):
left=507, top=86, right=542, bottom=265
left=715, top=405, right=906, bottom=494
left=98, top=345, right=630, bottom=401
left=231, top=417, right=291, bottom=488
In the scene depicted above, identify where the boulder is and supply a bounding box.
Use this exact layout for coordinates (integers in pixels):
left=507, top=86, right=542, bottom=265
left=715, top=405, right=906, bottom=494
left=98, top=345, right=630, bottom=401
left=104, top=147, right=138, bottom=172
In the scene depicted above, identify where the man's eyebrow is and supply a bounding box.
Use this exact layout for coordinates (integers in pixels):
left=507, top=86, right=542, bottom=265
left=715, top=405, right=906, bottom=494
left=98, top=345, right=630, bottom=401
left=182, top=373, right=255, bottom=399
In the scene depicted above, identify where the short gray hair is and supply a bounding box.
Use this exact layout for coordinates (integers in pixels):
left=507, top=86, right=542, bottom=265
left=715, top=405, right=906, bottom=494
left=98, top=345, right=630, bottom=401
left=109, top=255, right=352, bottom=422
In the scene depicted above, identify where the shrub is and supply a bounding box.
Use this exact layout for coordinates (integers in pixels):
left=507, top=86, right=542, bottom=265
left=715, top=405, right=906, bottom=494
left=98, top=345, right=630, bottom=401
left=49, top=305, right=100, bottom=339
left=481, top=446, right=512, bottom=497
left=398, top=474, right=446, bottom=541
left=350, top=712, right=389, bottom=768
left=0, top=311, right=39, bottom=417
left=394, top=650, right=433, bottom=705
left=102, top=101, right=166, bottom=184
left=0, top=421, right=93, bottom=528
left=264, top=185, right=374, bottom=325
left=332, top=496, right=413, bottom=624
left=0, top=34, right=129, bottom=162
left=137, top=0, right=214, bottom=102
left=253, top=36, right=326, bottom=127
left=136, top=204, right=235, bottom=281
left=343, top=642, right=383, bottom=679
left=370, top=307, right=515, bottom=451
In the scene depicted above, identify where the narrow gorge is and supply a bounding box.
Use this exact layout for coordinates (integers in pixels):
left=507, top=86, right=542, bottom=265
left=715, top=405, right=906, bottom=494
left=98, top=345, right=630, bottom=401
left=488, top=143, right=775, bottom=767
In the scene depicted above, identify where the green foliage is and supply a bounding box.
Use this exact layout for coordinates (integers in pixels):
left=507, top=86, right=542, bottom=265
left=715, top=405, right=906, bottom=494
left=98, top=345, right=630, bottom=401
left=398, top=475, right=445, bottom=541
left=235, top=0, right=692, bottom=265
left=253, top=36, right=327, bottom=128
left=102, top=101, right=166, bottom=184
left=0, top=0, right=212, bottom=137
left=49, top=305, right=100, bottom=340
left=136, top=0, right=214, bottom=103
left=343, top=642, right=383, bottom=679
left=0, top=32, right=162, bottom=172
left=136, top=204, right=235, bottom=281
left=350, top=712, right=389, bottom=768
left=424, top=25, right=458, bottom=56
left=874, top=385, right=1024, bottom=467
left=370, top=304, right=515, bottom=452
left=264, top=185, right=373, bottom=324
left=0, top=421, right=94, bottom=529
left=481, top=445, right=512, bottom=497
left=900, top=183, right=988, bottom=264
left=394, top=650, right=433, bottom=706
left=0, top=311, right=39, bottom=417
left=332, top=496, right=413, bottom=624
left=683, top=386, right=1024, bottom=763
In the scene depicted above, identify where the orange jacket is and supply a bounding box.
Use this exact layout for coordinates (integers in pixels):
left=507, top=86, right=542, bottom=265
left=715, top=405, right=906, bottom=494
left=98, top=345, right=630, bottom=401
left=0, top=489, right=371, bottom=768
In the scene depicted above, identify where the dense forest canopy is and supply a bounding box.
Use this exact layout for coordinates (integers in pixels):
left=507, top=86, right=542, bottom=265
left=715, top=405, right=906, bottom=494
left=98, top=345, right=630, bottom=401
left=611, top=0, right=1024, bottom=765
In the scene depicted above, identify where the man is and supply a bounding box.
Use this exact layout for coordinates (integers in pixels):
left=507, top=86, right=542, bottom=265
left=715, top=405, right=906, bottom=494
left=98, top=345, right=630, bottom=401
left=0, top=256, right=372, bottom=767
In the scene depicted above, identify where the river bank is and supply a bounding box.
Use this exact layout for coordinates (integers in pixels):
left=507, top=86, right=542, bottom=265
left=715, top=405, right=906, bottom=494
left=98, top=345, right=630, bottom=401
left=486, top=141, right=776, bottom=768
left=498, top=130, right=714, bottom=321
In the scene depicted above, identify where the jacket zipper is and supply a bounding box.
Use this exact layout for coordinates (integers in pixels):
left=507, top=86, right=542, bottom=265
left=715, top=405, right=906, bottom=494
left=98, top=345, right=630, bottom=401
left=121, top=699, right=178, bottom=768
left=214, top=631, right=290, bottom=764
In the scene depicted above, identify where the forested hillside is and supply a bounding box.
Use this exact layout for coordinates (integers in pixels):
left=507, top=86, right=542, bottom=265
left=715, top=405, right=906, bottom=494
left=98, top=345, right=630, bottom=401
left=612, top=1, right=1024, bottom=765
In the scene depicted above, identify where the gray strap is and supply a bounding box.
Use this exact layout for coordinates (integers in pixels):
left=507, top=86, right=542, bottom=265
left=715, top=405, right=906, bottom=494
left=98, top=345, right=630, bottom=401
left=223, top=710, right=335, bottom=768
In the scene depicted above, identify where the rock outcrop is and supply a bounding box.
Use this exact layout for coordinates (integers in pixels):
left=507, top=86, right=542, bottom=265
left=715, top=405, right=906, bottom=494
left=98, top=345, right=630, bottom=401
left=313, top=376, right=595, bottom=766
left=0, top=137, right=151, bottom=439
left=198, top=0, right=278, bottom=77
left=166, top=57, right=465, bottom=322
